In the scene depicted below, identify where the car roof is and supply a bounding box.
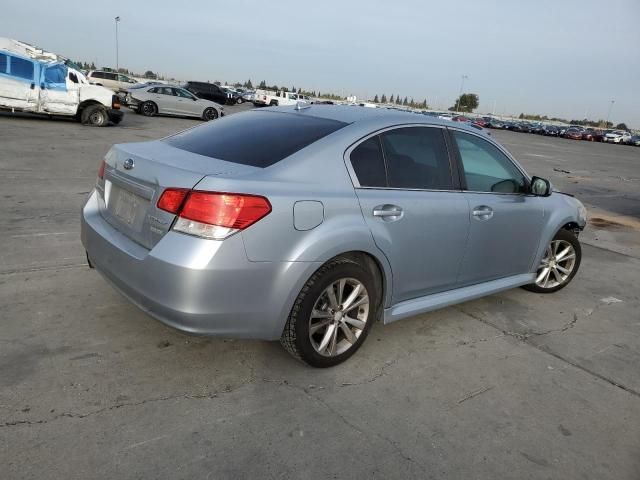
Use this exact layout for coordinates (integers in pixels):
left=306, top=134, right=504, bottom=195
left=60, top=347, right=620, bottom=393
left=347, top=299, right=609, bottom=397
left=265, top=104, right=485, bottom=133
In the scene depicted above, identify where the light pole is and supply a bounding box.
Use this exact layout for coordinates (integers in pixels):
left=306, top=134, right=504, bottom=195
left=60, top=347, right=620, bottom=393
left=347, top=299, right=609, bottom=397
left=455, top=74, right=468, bottom=112
left=605, top=100, right=615, bottom=128
left=115, top=16, right=120, bottom=72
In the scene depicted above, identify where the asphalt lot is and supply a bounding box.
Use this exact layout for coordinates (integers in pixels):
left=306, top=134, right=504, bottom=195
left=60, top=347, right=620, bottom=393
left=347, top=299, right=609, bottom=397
left=1, top=107, right=639, bottom=480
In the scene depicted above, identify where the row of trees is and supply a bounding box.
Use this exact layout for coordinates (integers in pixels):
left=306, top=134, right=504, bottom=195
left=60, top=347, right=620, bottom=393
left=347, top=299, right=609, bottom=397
left=371, top=94, right=429, bottom=109
left=517, top=113, right=627, bottom=130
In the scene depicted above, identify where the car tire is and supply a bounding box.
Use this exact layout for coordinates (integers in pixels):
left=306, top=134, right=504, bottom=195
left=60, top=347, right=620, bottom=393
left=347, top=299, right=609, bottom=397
left=80, top=104, right=109, bottom=127
left=269, top=100, right=279, bottom=107
left=140, top=101, right=157, bottom=117
left=281, top=257, right=378, bottom=368
left=202, top=107, right=219, bottom=121
left=523, top=229, right=581, bottom=294
left=236, top=97, right=243, bottom=104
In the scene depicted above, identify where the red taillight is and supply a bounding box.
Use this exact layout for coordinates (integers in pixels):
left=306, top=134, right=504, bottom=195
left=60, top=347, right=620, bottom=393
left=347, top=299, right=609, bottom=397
left=157, top=188, right=189, bottom=214
left=180, top=192, right=271, bottom=229
left=157, top=189, right=271, bottom=239
left=97, top=160, right=106, bottom=180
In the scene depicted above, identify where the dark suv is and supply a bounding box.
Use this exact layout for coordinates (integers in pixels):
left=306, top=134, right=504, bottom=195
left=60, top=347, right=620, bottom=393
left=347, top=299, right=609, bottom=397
left=183, top=81, right=238, bottom=105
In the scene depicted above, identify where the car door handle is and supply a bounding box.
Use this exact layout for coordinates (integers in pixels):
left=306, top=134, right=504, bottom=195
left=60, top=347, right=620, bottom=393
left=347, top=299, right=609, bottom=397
left=472, top=206, right=494, bottom=220
left=373, top=205, right=403, bottom=221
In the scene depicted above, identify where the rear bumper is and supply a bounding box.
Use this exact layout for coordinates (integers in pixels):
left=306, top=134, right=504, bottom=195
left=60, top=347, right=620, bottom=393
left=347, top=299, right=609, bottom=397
left=81, top=190, right=316, bottom=339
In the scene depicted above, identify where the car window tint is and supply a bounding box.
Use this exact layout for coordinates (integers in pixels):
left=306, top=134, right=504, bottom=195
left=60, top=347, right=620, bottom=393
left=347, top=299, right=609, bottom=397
left=158, top=87, right=175, bottom=96
left=165, top=110, right=347, bottom=168
left=106, top=73, right=118, bottom=80
left=0, top=53, right=7, bottom=74
left=380, top=127, right=453, bottom=190
left=453, top=131, right=526, bottom=194
left=10, top=57, right=34, bottom=80
left=350, top=137, right=387, bottom=187
left=44, top=65, right=67, bottom=84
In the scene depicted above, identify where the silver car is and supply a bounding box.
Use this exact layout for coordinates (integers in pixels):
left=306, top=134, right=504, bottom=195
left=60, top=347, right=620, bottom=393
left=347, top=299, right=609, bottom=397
left=81, top=106, right=587, bottom=367
left=126, top=85, right=224, bottom=121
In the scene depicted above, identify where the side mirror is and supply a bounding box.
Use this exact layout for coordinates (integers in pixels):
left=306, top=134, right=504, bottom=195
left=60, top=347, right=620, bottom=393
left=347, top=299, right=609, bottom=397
left=530, top=176, right=551, bottom=196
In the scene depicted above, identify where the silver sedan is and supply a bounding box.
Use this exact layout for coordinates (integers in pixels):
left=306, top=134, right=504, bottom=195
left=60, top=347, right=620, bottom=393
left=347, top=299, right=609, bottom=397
left=126, top=85, right=224, bottom=121
left=81, top=106, right=587, bottom=367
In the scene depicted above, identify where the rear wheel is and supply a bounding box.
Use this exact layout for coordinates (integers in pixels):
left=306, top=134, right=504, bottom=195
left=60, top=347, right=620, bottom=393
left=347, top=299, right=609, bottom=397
left=202, top=107, right=219, bottom=121
left=523, top=229, right=581, bottom=293
left=140, top=101, right=157, bottom=117
left=80, top=104, right=108, bottom=127
left=281, top=258, right=377, bottom=367
left=269, top=100, right=279, bottom=107
left=236, top=97, right=244, bottom=104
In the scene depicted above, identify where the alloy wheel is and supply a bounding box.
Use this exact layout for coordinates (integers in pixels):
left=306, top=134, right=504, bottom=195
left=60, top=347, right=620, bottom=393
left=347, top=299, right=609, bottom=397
left=535, top=240, right=577, bottom=289
left=308, top=278, right=369, bottom=357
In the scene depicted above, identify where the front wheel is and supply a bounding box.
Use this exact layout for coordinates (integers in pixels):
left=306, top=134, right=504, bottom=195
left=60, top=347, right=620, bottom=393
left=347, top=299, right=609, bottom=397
left=281, top=258, right=378, bottom=367
left=140, top=101, right=157, bottom=117
left=523, top=229, right=581, bottom=293
left=236, top=97, right=244, bottom=104
left=80, top=104, right=109, bottom=127
left=202, top=107, right=219, bottom=121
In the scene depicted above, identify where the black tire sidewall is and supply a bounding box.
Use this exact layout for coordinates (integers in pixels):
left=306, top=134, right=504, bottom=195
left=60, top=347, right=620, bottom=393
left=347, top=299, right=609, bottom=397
left=292, top=261, right=377, bottom=368
left=141, top=101, right=156, bottom=117
left=81, top=105, right=108, bottom=126
left=203, top=108, right=218, bottom=121
left=524, top=229, right=582, bottom=294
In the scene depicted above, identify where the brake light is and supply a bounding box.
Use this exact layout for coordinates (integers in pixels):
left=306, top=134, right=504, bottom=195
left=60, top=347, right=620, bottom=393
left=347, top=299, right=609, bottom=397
left=97, top=160, right=106, bottom=180
left=112, top=95, right=121, bottom=110
left=157, top=190, right=271, bottom=240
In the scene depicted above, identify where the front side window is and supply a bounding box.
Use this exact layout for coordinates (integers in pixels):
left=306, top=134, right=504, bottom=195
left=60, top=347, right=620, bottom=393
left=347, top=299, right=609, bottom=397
left=174, top=88, right=195, bottom=99
left=380, top=127, right=453, bottom=190
left=106, top=73, right=118, bottom=80
left=10, top=57, right=34, bottom=80
left=44, top=65, right=67, bottom=85
left=350, top=137, right=386, bottom=188
left=158, top=87, right=175, bottom=96
left=118, top=74, right=131, bottom=82
left=0, top=54, right=7, bottom=74
left=90, top=71, right=104, bottom=79
left=453, top=131, right=526, bottom=194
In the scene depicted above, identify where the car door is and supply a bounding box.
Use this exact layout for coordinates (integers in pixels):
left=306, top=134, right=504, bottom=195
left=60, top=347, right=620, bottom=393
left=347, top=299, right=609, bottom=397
left=0, top=53, right=38, bottom=111
left=39, top=64, right=79, bottom=114
left=173, top=87, right=200, bottom=116
left=348, top=126, right=470, bottom=304
left=449, top=129, right=545, bottom=285
left=154, top=87, right=180, bottom=114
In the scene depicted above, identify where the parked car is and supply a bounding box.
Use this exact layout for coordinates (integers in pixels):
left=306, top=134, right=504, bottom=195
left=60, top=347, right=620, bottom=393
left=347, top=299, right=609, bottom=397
left=485, top=119, right=504, bottom=129
left=630, top=135, right=640, bottom=146
left=221, top=87, right=244, bottom=104
left=241, top=90, right=256, bottom=102
left=581, top=129, right=604, bottom=142
left=81, top=106, right=587, bottom=367
left=125, top=85, right=224, bottom=120
left=253, top=90, right=307, bottom=107
left=0, top=37, right=122, bottom=126
left=183, top=81, right=239, bottom=105
left=452, top=115, right=471, bottom=123
left=542, top=125, right=560, bottom=136
left=603, top=130, right=632, bottom=144
left=564, top=128, right=584, bottom=140
left=472, top=117, right=488, bottom=127
left=87, top=70, right=137, bottom=92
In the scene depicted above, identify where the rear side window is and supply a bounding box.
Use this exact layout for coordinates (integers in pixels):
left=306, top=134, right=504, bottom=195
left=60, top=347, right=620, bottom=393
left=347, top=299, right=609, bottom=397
left=10, top=57, right=34, bottom=80
left=91, top=71, right=104, bottom=79
left=165, top=111, right=347, bottom=168
left=380, top=127, right=453, bottom=190
left=0, top=53, right=7, bottom=74
left=350, top=137, right=387, bottom=187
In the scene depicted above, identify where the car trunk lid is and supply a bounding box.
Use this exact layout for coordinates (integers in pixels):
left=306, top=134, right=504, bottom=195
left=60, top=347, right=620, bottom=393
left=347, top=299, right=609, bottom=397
left=98, top=140, right=259, bottom=249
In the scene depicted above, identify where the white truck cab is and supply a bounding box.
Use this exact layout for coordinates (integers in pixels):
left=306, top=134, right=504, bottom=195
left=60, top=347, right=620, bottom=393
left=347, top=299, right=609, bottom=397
left=0, top=38, right=123, bottom=126
left=253, top=89, right=309, bottom=107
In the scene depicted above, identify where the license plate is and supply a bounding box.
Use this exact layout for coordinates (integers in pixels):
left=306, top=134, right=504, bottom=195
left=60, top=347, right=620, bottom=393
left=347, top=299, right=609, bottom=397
left=113, top=189, right=139, bottom=225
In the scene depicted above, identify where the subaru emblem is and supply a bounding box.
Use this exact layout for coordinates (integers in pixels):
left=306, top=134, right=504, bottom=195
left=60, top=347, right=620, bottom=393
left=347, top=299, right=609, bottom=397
left=123, top=158, right=135, bottom=170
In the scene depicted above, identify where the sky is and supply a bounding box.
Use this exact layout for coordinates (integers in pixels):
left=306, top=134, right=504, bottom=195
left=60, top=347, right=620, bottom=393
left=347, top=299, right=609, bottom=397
left=2, top=0, right=639, bottom=126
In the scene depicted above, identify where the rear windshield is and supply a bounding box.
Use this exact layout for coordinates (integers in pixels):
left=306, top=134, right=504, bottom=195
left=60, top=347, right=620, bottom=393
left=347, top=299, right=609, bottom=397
left=164, top=110, right=348, bottom=168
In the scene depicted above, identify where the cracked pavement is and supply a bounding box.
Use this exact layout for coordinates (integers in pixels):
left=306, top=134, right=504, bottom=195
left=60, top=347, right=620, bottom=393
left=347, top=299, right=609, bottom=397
left=1, top=112, right=639, bottom=479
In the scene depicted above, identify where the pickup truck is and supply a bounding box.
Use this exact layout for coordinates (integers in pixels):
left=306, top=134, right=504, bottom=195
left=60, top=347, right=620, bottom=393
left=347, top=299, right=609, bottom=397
left=253, top=89, right=310, bottom=107
left=0, top=37, right=123, bottom=126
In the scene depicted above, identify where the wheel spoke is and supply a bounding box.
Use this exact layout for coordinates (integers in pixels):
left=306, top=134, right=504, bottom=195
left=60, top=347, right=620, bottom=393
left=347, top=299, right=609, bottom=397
left=555, top=247, right=572, bottom=261
left=340, top=323, right=356, bottom=344
left=542, top=268, right=552, bottom=287
left=560, top=253, right=575, bottom=262
left=318, top=323, right=337, bottom=353
left=328, top=325, right=338, bottom=356
left=325, top=286, right=339, bottom=310
left=536, top=267, right=550, bottom=284
left=344, top=315, right=366, bottom=330
left=556, top=264, right=571, bottom=275
left=311, top=309, right=332, bottom=319
left=552, top=241, right=560, bottom=256
left=341, top=284, right=362, bottom=310
left=552, top=267, right=563, bottom=284
left=337, top=279, right=346, bottom=306
left=343, top=295, right=369, bottom=314
left=309, top=318, right=332, bottom=335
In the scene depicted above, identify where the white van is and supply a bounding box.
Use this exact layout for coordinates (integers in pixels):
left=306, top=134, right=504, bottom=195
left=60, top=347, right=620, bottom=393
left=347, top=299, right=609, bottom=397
left=0, top=38, right=123, bottom=126
left=86, top=70, right=137, bottom=93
